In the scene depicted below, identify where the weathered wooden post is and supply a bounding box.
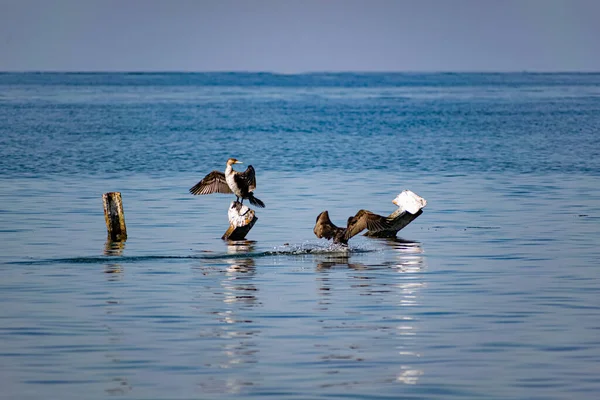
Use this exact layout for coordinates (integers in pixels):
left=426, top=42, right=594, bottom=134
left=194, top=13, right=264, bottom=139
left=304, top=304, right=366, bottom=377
left=102, top=192, right=127, bottom=242
left=222, top=201, right=257, bottom=240
left=365, top=190, right=427, bottom=238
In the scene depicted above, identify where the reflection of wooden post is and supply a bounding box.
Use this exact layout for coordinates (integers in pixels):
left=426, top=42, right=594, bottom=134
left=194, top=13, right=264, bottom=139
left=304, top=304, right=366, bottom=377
left=222, top=201, right=257, bottom=240
left=104, top=239, right=126, bottom=256
left=102, top=192, right=127, bottom=241
left=365, top=190, right=426, bottom=238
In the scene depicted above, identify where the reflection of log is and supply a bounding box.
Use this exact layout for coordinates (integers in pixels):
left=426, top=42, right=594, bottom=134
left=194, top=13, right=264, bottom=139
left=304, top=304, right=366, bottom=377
left=365, top=190, right=427, bottom=238
left=222, top=201, right=257, bottom=240
left=104, top=239, right=126, bottom=256
left=102, top=192, right=127, bottom=241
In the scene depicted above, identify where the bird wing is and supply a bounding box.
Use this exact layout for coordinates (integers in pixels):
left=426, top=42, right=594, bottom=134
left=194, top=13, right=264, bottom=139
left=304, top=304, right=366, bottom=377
left=314, top=210, right=342, bottom=240
left=189, top=170, right=233, bottom=195
left=344, top=210, right=391, bottom=240
left=234, top=165, right=257, bottom=192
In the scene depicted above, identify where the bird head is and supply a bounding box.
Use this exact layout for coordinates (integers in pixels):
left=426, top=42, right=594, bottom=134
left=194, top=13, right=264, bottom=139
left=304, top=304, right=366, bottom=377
left=226, top=158, right=243, bottom=166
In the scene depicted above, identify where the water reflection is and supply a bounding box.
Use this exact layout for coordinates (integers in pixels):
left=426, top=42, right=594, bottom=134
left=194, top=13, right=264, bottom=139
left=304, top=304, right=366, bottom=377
left=384, top=238, right=426, bottom=385
left=316, top=254, right=367, bottom=271
left=383, top=238, right=426, bottom=273
left=103, top=239, right=126, bottom=256
left=224, top=258, right=255, bottom=275
left=104, top=240, right=125, bottom=281
left=104, top=264, right=123, bottom=281
left=314, top=238, right=427, bottom=386
left=396, top=366, right=424, bottom=385
left=194, top=247, right=261, bottom=393
left=226, top=240, right=255, bottom=255
left=223, top=258, right=257, bottom=304
left=101, top=264, right=131, bottom=395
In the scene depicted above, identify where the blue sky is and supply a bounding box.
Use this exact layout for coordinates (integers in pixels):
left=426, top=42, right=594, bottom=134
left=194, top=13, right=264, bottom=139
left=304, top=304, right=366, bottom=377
left=1, top=0, right=598, bottom=72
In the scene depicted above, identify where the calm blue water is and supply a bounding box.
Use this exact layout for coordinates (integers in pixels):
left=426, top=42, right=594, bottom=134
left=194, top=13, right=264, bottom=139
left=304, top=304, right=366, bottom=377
left=1, top=72, right=600, bottom=399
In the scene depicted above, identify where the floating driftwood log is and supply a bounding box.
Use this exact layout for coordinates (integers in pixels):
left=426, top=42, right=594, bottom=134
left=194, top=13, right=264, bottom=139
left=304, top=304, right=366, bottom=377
left=365, top=190, right=427, bottom=238
left=222, top=201, right=258, bottom=240
left=314, top=190, right=427, bottom=244
left=102, top=192, right=127, bottom=242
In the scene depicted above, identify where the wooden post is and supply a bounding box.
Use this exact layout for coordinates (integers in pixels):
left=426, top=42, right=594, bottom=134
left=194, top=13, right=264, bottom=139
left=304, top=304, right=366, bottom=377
left=365, top=190, right=427, bottom=238
left=222, top=201, right=257, bottom=240
left=102, top=192, right=127, bottom=242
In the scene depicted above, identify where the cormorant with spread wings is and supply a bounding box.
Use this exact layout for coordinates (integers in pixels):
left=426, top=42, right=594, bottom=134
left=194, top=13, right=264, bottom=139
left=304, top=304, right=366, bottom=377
left=189, top=158, right=265, bottom=208
left=314, top=209, right=392, bottom=245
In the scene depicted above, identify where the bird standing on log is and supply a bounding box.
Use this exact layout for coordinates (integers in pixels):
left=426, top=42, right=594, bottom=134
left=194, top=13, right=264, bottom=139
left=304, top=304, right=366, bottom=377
left=314, top=209, right=392, bottom=245
left=189, top=158, right=266, bottom=208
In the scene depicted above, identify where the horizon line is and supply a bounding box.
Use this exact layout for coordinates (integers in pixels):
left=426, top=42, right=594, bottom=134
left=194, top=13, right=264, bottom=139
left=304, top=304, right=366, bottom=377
left=1, top=70, right=600, bottom=74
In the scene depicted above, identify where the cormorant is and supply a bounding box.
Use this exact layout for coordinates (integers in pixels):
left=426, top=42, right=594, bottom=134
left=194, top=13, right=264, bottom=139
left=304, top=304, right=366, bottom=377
left=189, top=158, right=265, bottom=208
left=313, top=209, right=392, bottom=245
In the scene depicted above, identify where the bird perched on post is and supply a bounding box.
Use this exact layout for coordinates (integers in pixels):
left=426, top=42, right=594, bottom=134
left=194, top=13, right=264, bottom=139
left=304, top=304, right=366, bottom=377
left=313, top=209, right=392, bottom=245
left=189, top=158, right=265, bottom=208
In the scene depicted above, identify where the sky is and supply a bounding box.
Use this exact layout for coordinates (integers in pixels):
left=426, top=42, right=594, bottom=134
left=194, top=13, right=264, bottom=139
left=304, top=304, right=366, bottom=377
left=0, top=0, right=599, bottom=72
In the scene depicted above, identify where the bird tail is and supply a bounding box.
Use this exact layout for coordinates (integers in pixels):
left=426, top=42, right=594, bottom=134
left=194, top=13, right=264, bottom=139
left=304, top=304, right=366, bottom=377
left=248, top=194, right=265, bottom=208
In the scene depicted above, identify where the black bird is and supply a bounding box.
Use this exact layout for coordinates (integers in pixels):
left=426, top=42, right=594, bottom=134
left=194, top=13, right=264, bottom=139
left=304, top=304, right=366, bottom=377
left=313, top=209, right=392, bottom=245
left=189, top=158, right=265, bottom=208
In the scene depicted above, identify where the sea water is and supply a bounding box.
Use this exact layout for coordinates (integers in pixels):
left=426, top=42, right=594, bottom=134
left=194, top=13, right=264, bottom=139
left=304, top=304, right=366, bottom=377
left=1, top=72, right=599, bottom=399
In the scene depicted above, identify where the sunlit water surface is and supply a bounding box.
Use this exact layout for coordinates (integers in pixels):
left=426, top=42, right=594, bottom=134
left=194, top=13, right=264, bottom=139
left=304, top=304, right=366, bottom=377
left=1, top=73, right=600, bottom=399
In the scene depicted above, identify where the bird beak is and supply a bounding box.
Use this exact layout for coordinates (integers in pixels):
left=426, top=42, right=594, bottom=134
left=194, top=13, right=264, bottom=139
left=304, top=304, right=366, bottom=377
left=235, top=161, right=243, bottom=164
